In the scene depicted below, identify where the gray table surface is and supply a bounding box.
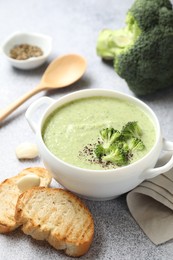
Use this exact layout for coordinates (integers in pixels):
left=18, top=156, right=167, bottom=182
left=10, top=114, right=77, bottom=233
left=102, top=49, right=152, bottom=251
left=0, top=0, right=173, bottom=259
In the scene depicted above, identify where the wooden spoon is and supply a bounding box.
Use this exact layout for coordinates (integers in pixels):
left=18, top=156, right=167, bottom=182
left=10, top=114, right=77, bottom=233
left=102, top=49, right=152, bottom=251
left=0, top=54, right=87, bottom=122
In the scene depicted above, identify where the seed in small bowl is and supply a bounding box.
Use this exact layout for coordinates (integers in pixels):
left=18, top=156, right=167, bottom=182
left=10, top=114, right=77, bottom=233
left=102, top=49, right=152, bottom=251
left=10, top=44, right=43, bottom=60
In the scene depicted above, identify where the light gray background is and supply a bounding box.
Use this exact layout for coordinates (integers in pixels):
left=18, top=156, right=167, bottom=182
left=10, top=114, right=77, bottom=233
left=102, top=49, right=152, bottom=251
left=0, top=0, right=173, bottom=259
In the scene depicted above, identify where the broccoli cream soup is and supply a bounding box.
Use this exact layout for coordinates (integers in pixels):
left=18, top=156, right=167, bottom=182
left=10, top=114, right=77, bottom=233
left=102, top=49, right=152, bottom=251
left=42, top=97, right=156, bottom=170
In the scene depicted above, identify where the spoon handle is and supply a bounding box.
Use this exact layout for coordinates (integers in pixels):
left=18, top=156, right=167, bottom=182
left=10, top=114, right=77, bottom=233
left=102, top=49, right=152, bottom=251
left=0, top=86, right=43, bottom=122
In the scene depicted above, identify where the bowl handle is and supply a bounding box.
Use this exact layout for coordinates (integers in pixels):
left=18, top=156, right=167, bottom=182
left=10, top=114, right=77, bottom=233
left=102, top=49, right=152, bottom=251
left=142, top=139, right=173, bottom=180
left=25, top=96, right=54, bottom=133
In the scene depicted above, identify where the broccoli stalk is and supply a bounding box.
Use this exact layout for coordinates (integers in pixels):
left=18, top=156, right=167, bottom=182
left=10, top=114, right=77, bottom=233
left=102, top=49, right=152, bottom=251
left=96, top=13, right=141, bottom=60
left=96, top=0, right=173, bottom=95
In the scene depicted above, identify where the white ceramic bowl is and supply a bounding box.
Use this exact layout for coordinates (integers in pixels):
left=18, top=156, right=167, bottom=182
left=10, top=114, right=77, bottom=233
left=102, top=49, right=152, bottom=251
left=25, top=89, right=173, bottom=200
left=1, top=32, right=52, bottom=70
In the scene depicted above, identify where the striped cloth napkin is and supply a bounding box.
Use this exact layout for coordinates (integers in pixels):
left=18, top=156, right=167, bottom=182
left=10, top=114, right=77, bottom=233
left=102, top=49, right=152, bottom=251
left=127, top=152, right=173, bottom=245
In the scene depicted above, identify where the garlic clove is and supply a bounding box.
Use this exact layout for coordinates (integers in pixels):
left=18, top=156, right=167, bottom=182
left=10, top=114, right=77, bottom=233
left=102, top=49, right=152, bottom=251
left=17, top=174, right=41, bottom=192
left=15, top=142, right=39, bottom=159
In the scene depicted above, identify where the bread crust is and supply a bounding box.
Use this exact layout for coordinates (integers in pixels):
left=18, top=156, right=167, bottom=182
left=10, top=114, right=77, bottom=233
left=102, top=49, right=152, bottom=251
left=15, top=187, right=94, bottom=257
left=0, top=167, right=52, bottom=233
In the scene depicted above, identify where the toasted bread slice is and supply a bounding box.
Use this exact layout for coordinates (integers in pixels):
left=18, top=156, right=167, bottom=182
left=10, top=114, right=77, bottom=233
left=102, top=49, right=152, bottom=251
left=15, top=187, right=94, bottom=257
left=0, top=167, right=52, bottom=233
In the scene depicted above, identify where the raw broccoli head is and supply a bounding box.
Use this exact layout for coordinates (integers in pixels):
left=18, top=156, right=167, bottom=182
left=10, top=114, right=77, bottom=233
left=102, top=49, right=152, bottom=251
left=96, top=0, right=173, bottom=95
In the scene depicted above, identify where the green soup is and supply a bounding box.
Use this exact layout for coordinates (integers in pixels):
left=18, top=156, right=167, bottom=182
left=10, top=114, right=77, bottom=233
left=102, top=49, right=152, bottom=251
left=42, top=96, right=156, bottom=170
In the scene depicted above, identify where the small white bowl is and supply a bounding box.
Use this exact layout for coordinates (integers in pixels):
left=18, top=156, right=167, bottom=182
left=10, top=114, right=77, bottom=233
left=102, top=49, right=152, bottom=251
left=1, top=32, right=52, bottom=70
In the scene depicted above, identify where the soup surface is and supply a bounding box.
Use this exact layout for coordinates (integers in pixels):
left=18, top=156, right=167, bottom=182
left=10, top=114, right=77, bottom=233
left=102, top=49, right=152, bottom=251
left=42, top=96, right=156, bottom=170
